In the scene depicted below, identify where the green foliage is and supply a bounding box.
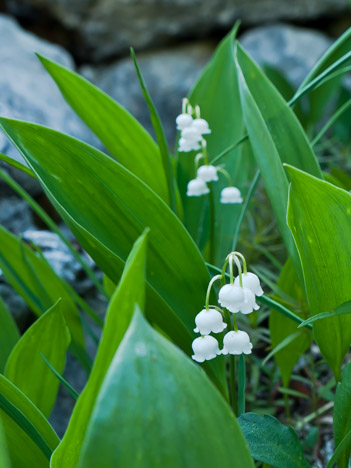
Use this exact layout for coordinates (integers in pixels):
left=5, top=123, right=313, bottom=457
left=334, top=362, right=351, bottom=468
left=78, top=308, right=254, bottom=468
left=4, top=300, right=70, bottom=418
left=238, top=413, right=310, bottom=468
left=0, top=296, right=19, bottom=372
left=286, top=165, right=351, bottom=380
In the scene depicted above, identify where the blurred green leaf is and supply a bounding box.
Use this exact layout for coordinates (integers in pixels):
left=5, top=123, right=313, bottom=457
left=286, top=165, right=351, bottom=380
left=238, top=413, right=310, bottom=468
left=0, top=226, right=85, bottom=358
left=78, top=308, right=254, bottom=468
left=334, top=361, right=351, bottom=468
left=0, top=118, right=226, bottom=391
left=0, top=417, right=11, bottom=468
left=0, top=374, right=59, bottom=467
left=270, top=259, right=311, bottom=387
left=5, top=300, right=70, bottom=418
left=0, top=296, right=19, bottom=373
left=37, top=54, right=169, bottom=203
left=51, top=229, right=149, bottom=467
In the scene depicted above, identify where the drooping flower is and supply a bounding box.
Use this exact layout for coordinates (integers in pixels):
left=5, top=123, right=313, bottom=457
left=186, top=178, right=210, bottom=197
left=192, top=118, right=211, bottom=135
left=197, top=165, right=218, bottom=182
left=218, top=284, right=245, bottom=313
left=240, top=287, right=260, bottom=315
left=234, top=272, right=263, bottom=297
left=192, top=335, right=221, bottom=362
left=221, top=330, right=253, bottom=355
left=194, top=308, right=227, bottom=335
left=220, top=187, right=243, bottom=204
left=176, top=113, right=193, bottom=130
left=178, top=137, right=201, bottom=153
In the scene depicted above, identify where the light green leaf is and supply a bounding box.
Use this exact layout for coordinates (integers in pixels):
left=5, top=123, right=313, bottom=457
left=238, top=413, right=310, bottom=468
left=0, top=417, right=11, bottom=468
left=286, top=164, right=351, bottom=380
left=334, top=361, right=351, bottom=468
left=0, top=226, right=84, bottom=354
left=78, top=308, right=254, bottom=468
left=0, top=374, right=59, bottom=467
left=0, top=296, right=19, bottom=373
left=37, top=54, right=169, bottom=203
left=298, top=300, right=351, bottom=329
left=0, top=118, right=225, bottom=391
left=269, top=259, right=311, bottom=387
left=5, top=300, right=70, bottom=418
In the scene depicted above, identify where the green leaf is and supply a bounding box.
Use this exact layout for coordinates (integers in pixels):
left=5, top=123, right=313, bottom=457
left=0, top=226, right=84, bottom=353
left=238, top=413, right=310, bottom=468
left=0, top=374, right=59, bottom=467
left=334, top=361, right=351, bottom=468
left=51, top=230, right=147, bottom=466
left=0, top=417, right=11, bottom=468
left=179, top=23, right=254, bottom=264
left=78, top=308, right=254, bottom=468
left=298, top=300, right=351, bottom=328
left=298, top=26, right=351, bottom=124
left=286, top=165, right=351, bottom=380
left=269, top=259, right=311, bottom=387
left=0, top=118, right=225, bottom=390
left=5, top=300, right=70, bottom=418
left=0, top=296, right=19, bottom=373
left=37, top=54, right=169, bottom=203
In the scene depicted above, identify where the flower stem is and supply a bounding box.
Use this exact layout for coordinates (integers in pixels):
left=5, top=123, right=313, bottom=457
left=217, top=167, right=233, bottom=186
left=205, top=275, right=222, bottom=311
left=238, top=354, right=246, bottom=416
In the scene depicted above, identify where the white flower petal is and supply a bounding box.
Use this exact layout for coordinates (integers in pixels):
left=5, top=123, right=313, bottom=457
left=240, top=287, right=260, bottom=315
left=192, top=118, right=211, bottom=135
left=186, top=178, right=209, bottom=197
left=194, top=308, right=227, bottom=335
left=176, top=113, right=193, bottom=130
left=220, top=187, right=243, bottom=204
left=192, top=335, right=220, bottom=362
left=197, top=165, right=218, bottom=182
left=221, top=330, right=253, bottom=355
left=218, top=284, right=245, bottom=313
left=234, top=272, right=263, bottom=297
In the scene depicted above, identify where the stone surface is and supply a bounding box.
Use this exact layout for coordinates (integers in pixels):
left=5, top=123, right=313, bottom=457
left=0, top=197, right=34, bottom=234
left=0, top=14, right=99, bottom=196
left=6, top=0, right=349, bottom=61
left=81, top=42, right=215, bottom=146
left=0, top=280, right=31, bottom=331
left=239, top=23, right=332, bottom=89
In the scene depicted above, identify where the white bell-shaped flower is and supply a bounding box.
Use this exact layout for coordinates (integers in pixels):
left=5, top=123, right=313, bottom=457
left=194, top=308, right=227, bottom=335
left=178, top=137, right=201, bottom=152
left=240, top=287, right=260, bottom=315
left=197, top=165, right=218, bottom=182
left=234, top=272, right=264, bottom=297
left=192, top=118, right=211, bottom=135
left=220, top=187, right=243, bottom=204
left=218, top=284, right=245, bottom=313
left=192, top=335, right=221, bottom=362
left=186, top=178, right=209, bottom=197
left=176, top=113, right=193, bottom=130
left=182, top=126, right=202, bottom=141
left=221, top=330, right=253, bottom=355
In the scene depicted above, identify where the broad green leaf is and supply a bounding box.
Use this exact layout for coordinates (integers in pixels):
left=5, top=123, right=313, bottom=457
left=37, top=54, right=169, bottom=203
left=270, top=259, right=311, bottom=387
left=51, top=230, right=149, bottom=467
left=286, top=165, right=351, bottom=380
left=334, top=361, right=351, bottom=468
left=0, top=118, right=225, bottom=391
left=0, top=296, right=19, bottom=372
left=238, top=413, right=310, bottom=468
left=178, top=24, right=254, bottom=265
left=0, top=417, right=11, bottom=468
left=78, top=308, right=254, bottom=468
left=0, top=374, right=59, bottom=467
left=298, top=26, right=351, bottom=124
left=298, top=300, right=351, bottom=328
left=0, top=226, right=84, bottom=352
left=5, top=300, right=70, bottom=418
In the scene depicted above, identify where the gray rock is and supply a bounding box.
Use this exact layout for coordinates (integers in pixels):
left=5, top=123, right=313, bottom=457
left=0, top=197, right=34, bottom=234
left=0, top=280, right=31, bottom=331
left=81, top=42, right=215, bottom=146
left=22, top=229, right=98, bottom=295
left=0, top=14, right=100, bottom=196
left=6, top=0, right=349, bottom=61
left=239, top=23, right=332, bottom=89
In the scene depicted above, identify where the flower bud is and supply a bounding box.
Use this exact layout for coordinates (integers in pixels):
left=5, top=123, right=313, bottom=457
left=186, top=178, right=209, bottom=197
left=221, top=330, right=253, bottom=355
left=194, top=308, right=227, bottom=335
left=220, top=187, right=243, bottom=204
left=192, top=335, right=221, bottom=362
left=218, top=284, right=245, bottom=313
left=197, top=165, right=218, bottom=182
left=234, top=272, right=263, bottom=297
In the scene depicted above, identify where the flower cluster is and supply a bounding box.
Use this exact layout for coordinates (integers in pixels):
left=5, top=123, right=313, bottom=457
left=176, top=98, right=243, bottom=205
left=191, top=252, right=263, bottom=363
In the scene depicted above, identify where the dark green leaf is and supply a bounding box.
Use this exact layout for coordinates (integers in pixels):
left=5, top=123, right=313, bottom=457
left=0, top=296, right=19, bottom=372
left=334, top=362, right=351, bottom=468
